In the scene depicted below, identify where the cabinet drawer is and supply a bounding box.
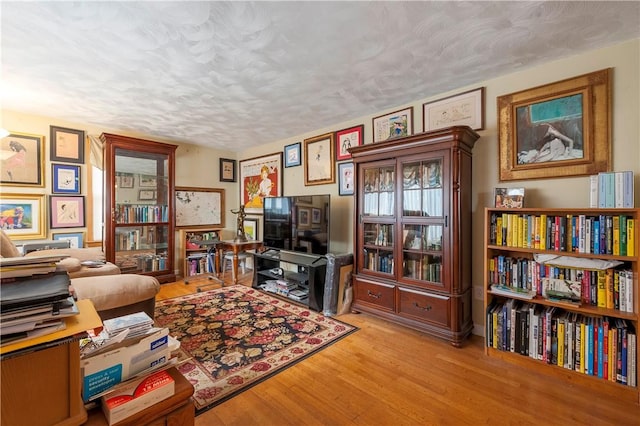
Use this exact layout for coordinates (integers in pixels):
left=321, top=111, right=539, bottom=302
left=398, top=287, right=450, bottom=328
left=354, top=278, right=395, bottom=310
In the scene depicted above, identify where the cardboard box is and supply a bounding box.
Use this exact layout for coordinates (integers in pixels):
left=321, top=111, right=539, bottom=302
left=101, top=369, right=175, bottom=425
left=81, top=328, right=170, bottom=402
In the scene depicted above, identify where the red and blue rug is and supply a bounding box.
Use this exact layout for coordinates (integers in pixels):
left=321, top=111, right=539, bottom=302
left=154, top=285, right=357, bottom=414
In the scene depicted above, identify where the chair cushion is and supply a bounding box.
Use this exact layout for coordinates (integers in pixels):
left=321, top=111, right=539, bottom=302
left=71, top=274, right=160, bottom=312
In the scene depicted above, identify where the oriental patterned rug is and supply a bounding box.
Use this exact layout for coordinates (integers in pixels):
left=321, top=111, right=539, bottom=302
left=154, top=285, right=357, bottom=415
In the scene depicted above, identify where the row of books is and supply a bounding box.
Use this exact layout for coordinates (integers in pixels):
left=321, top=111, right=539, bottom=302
left=186, top=252, right=215, bottom=276
left=590, top=171, right=634, bottom=209
left=114, top=204, right=169, bottom=224
left=489, top=212, right=635, bottom=256
left=115, top=228, right=158, bottom=251
left=488, top=256, right=634, bottom=312
left=486, top=300, right=637, bottom=387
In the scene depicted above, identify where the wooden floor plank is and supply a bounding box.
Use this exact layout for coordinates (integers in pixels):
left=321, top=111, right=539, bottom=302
left=155, top=273, right=640, bottom=425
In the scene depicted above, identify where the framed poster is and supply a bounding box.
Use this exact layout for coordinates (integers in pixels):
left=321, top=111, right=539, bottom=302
left=298, top=207, right=310, bottom=227
left=239, top=152, right=282, bottom=214
left=372, top=107, right=413, bottom=143
left=138, top=190, right=156, bottom=201
left=338, top=162, right=355, bottom=196
left=52, top=163, right=80, bottom=194
left=117, top=173, right=134, bottom=188
left=139, top=175, right=157, bottom=187
left=335, top=125, right=363, bottom=161
left=0, top=193, right=46, bottom=239
left=0, top=132, right=44, bottom=187
left=220, top=158, right=237, bottom=182
left=423, top=87, right=485, bottom=132
left=304, top=132, right=335, bottom=186
left=312, top=208, right=321, bottom=224
left=243, top=217, right=259, bottom=241
left=50, top=125, right=85, bottom=164
left=284, top=142, right=301, bottom=168
left=52, top=232, right=85, bottom=249
left=175, top=187, right=224, bottom=228
left=498, top=68, right=611, bottom=181
left=49, top=195, right=85, bottom=228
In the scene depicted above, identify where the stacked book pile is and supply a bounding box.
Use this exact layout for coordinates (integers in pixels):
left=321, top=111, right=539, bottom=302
left=103, top=311, right=154, bottom=339
left=0, top=255, right=79, bottom=345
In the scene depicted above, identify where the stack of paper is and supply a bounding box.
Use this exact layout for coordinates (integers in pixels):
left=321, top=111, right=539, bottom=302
left=103, top=311, right=154, bottom=339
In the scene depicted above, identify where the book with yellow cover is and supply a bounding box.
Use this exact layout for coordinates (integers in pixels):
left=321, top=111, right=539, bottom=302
left=612, top=216, right=620, bottom=255
left=627, top=219, right=635, bottom=257
left=596, top=270, right=607, bottom=308
left=540, top=214, right=547, bottom=250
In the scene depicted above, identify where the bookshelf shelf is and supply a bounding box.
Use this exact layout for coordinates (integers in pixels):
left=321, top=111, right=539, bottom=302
left=483, top=207, right=639, bottom=403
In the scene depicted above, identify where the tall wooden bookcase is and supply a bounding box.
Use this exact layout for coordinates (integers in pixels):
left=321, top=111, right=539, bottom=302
left=349, top=126, right=479, bottom=346
left=102, top=133, right=177, bottom=283
left=483, top=207, right=639, bottom=403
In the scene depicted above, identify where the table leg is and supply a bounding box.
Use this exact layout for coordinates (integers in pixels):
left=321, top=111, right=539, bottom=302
left=232, top=252, right=239, bottom=284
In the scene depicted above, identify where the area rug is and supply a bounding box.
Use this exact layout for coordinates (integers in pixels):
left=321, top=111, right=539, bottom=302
left=154, top=285, right=357, bottom=414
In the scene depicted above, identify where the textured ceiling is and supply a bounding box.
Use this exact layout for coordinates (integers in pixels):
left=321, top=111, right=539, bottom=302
left=1, top=1, right=639, bottom=152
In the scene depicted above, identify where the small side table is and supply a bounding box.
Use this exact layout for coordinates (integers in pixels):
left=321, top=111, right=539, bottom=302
left=84, top=367, right=195, bottom=426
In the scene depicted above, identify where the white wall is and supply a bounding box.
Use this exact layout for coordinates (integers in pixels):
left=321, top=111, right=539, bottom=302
left=3, top=39, right=638, bottom=334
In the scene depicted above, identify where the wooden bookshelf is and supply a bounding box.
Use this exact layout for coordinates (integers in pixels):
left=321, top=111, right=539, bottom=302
left=178, top=227, right=222, bottom=282
left=483, top=207, right=639, bottom=404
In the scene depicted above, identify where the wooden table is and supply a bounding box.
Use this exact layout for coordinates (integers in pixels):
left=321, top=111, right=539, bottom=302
left=85, top=367, right=194, bottom=426
left=215, top=240, right=263, bottom=285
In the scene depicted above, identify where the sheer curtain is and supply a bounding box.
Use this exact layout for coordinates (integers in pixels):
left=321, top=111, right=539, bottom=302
left=87, top=135, right=104, bottom=242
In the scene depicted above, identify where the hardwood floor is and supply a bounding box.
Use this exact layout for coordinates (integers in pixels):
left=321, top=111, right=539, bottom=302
left=157, top=272, right=640, bottom=426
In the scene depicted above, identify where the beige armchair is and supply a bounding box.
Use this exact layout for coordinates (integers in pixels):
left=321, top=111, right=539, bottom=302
left=0, top=230, right=160, bottom=320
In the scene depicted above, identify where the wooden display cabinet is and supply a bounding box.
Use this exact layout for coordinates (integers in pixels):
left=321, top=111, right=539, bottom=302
left=102, top=133, right=177, bottom=283
left=349, top=126, right=479, bottom=346
left=484, top=207, right=639, bottom=403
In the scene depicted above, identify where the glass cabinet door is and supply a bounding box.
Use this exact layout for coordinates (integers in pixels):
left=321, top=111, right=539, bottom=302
left=362, top=223, right=394, bottom=274
left=402, top=159, right=443, bottom=217
left=363, top=165, right=395, bottom=217
left=113, top=148, right=171, bottom=275
left=401, top=224, right=443, bottom=283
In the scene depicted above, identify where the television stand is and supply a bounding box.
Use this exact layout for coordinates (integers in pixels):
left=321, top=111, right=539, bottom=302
left=252, top=250, right=327, bottom=311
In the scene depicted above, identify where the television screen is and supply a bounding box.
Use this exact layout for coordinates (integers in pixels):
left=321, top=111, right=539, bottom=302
left=263, top=195, right=330, bottom=255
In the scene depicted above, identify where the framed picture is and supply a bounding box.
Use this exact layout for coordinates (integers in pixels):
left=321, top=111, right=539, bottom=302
left=220, top=158, right=237, bottom=182
left=297, top=196, right=312, bottom=204
left=0, top=193, right=46, bottom=239
left=304, top=132, right=335, bottom=186
left=372, top=107, right=413, bottom=143
left=52, top=163, right=80, bottom=194
left=298, top=207, right=310, bottom=227
left=243, top=217, right=259, bottom=241
left=239, top=152, right=282, bottom=214
left=175, top=187, right=225, bottom=228
left=494, top=187, right=525, bottom=208
left=138, top=189, right=156, bottom=201
left=284, top=142, right=301, bottom=168
left=52, top=232, right=85, bottom=249
left=49, top=195, right=85, bottom=228
left=50, top=125, right=85, bottom=164
left=312, top=208, right=321, bottom=224
left=117, top=173, right=134, bottom=188
left=498, top=68, right=611, bottom=181
left=423, top=87, right=485, bottom=132
left=0, top=132, right=44, bottom=187
left=335, top=125, right=363, bottom=161
left=139, top=175, right=157, bottom=187
left=338, top=162, right=355, bottom=196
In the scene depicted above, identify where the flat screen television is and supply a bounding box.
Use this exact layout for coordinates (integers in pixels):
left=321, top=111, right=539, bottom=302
left=263, top=195, right=330, bottom=255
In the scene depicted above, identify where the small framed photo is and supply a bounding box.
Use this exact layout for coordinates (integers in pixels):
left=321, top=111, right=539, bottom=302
left=52, top=232, right=85, bottom=249
left=117, top=173, right=134, bottom=188
left=220, top=158, right=237, bottom=182
left=52, top=163, right=80, bottom=194
left=494, top=187, right=525, bottom=208
left=50, top=125, right=85, bottom=164
left=304, top=132, right=335, bottom=186
left=312, top=208, right=321, bottom=224
left=138, top=190, right=156, bottom=201
left=139, top=175, right=157, bottom=187
left=49, top=195, right=85, bottom=228
left=423, top=87, right=485, bottom=132
left=335, top=125, right=363, bottom=161
left=372, top=107, right=413, bottom=143
left=338, top=162, right=355, bottom=196
left=298, top=207, right=310, bottom=227
left=284, top=142, right=301, bottom=168
left=243, top=217, right=259, bottom=241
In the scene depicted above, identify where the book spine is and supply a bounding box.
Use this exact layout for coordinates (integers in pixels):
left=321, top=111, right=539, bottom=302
left=623, top=170, right=634, bottom=208
left=627, top=219, right=635, bottom=257
left=615, top=171, right=624, bottom=208
left=589, top=174, right=599, bottom=208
